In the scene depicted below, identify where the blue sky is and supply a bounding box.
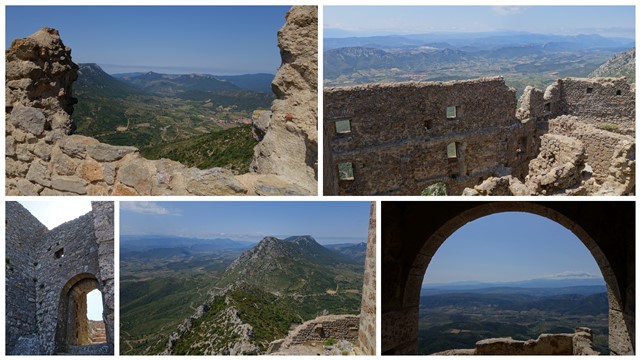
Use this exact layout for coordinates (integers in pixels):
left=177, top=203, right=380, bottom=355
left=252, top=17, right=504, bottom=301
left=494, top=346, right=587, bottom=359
left=6, top=6, right=289, bottom=75
left=18, top=200, right=92, bottom=230
left=423, top=212, right=603, bottom=284
left=120, top=201, right=371, bottom=245
left=325, top=6, right=635, bottom=38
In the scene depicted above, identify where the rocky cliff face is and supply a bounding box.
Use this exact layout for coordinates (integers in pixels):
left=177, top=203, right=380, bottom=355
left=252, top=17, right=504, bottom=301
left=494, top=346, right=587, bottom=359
left=250, top=6, right=318, bottom=194
left=6, top=7, right=318, bottom=196
left=589, top=48, right=635, bottom=83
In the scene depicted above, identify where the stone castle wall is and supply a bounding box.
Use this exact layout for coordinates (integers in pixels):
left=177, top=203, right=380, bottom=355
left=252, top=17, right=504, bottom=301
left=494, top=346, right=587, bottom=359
left=5, top=202, right=114, bottom=355
left=6, top=6, right=318, bottom=196
left=324, top=76, right=635, bottom=195
left=5, top=202, right=48, bottom=355
left=357, top=202, right=376, bottom=355
left=546, top=77, right=635, bottom=134
left=279, top=315, right=360, bottom=348
left=324, top=77, right=527, bottom=195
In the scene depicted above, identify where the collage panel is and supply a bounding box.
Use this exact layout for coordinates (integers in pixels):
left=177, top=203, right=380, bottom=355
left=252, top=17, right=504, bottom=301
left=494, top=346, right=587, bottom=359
left=381, top=201, right=634, bottom=355
left=5, top=5, right=318, bottom=196
left=323, top=6, right=635, bottom=196
left=119, top=201, right=375, bottom=355
left=6, top=201, right=114, bottom=355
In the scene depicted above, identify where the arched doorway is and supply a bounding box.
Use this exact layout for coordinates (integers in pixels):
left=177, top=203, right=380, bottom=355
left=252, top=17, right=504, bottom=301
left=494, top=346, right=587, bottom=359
left=55, top=273, right=107, bottom=353
left=382, top=202, right=634, bottom=355
left=419, top=211, right=608, bottom=354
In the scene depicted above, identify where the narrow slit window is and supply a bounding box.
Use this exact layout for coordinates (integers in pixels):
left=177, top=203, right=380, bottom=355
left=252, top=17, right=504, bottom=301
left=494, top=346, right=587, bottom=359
left=586, top=87, right=593, bottom=94
left=616, top=90, right=622, bottom=96
left=55, top=248, right=64, bottom=259
left=446, top=106, right=457, bottom=119
left=335, top=119, right=351, bottom=134
left=544, top=102, right=551, bottom=112
left=338, top=162, right=355, bottom=181
left=447, top=142, right=457, bottom=159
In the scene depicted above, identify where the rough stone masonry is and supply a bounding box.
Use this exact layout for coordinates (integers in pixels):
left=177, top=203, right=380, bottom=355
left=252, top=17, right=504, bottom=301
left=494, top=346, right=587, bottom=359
left=324, top=76, right=635, bottom=195
left=5, top=202, right=114, bottom=355
left=6, top=6, right=318, bottom=196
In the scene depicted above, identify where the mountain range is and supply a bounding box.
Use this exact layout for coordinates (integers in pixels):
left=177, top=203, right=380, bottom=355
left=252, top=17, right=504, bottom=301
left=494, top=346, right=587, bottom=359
left=323, top=31, right=634, bottom=98
left=150, top=235, right=365, bottom=355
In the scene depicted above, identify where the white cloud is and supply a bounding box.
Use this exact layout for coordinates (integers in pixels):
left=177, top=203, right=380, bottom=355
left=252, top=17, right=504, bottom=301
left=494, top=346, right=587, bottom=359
left=492, top=6, right=527, bottom=16
left=541, top=271, right=601, bottom=280
left=120, top=202, right=175, bottom=215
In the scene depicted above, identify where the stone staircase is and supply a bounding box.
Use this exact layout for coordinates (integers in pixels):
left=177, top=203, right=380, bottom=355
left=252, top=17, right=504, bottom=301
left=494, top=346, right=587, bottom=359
left=90, top=322, right=107, bottom=344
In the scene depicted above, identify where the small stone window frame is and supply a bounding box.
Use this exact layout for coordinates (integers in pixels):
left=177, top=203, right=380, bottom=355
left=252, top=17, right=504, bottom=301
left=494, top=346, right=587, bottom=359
left=335, top=119, right=352, bottom=134
left=586, top=87, right=593, bottom=94
left=544, top=102, right=551, bottom=112
left=338, top=162, right=355, bottom=181
left=55, top=248, right=64, bottom=259
left=447, top=142, right=458, bottom=161
left=446, top=106, right=457, bottom=119
left=616, top=90, right=622, bottom=96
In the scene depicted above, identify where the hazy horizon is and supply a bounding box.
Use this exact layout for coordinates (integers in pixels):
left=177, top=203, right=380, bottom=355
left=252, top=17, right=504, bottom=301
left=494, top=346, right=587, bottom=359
left=325, top=6, right=635, bottom=39
left=120, top=202, right=370, bottom=245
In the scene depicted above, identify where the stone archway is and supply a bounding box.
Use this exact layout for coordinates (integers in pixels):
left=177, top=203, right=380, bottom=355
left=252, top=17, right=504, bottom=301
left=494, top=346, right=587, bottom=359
left=382, top=202, right=634, bottom=355
left=55, top=273, right=106, bottom=353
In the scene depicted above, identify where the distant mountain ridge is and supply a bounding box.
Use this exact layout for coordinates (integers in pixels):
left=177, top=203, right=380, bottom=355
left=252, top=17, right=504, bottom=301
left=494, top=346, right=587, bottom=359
left=324, top=31, right=634, bottom=51
left=121, top=234, right=255, bottom=251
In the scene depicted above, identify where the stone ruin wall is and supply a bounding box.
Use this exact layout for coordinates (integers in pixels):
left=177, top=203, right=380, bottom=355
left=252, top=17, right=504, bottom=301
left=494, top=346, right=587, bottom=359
left=324, top=77, right=532, bottom=195
left=278, top=315, right=360, bottom=349
left=546, top=77, right=635, bottom=135
left=5, top=202, right=48, bottom=355
left=549, top=116, right=634, bottom=184
left=6, top=6, right=318, bottom=196
left=357, top=202, right=376, bottom=355
left=436, top=327, right=599, bottom=355
left=5, top=202, right=114, bottom=355
left=324, top=76, right=635, bottom=195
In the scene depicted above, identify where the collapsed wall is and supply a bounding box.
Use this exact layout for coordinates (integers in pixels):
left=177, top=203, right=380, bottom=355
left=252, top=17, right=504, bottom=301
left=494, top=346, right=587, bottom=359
left=6, top=6, right=318, bottom=196
left=268, top=315, right=359, bottom=353
left=5, top=202, right=114, bottom=355
left=324, top=75, right=635, bottom=196
left=433, top=327, right=599, bottom=355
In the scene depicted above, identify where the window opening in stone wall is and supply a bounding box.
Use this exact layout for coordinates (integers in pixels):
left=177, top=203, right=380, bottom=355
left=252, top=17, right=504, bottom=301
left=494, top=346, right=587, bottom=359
left=418, top=212, right=608, bottom=355
left=517, top=136, right=527, bottom=155
left=586, top=87, right=593, bottom=94
left=544, top=102, right=551, bottom=112
left=335, top=119, right=352, bottom=134
left=446, top=106, right=457, bottom=119
left=446, top=142, right=457, bottom=159
left=86, top=289, right=106, bottom=344
left=616, top=90, right=622, bottom=96
left=338, top=162, right=355, bottom=181
left=55, top=248, right=64, bottom=259
left=425, top=120, right=433, bottom=130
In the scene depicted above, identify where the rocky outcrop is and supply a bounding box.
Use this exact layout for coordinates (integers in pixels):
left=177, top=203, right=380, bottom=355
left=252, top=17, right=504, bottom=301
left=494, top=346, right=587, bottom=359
left=6, top=7, right=318, bottom=196
left=250, top=6, right=318, bottom=195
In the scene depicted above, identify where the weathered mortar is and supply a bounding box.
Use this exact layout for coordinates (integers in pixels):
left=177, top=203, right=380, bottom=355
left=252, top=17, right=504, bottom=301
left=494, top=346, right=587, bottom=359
left=5, top=202, right=114, bottom=355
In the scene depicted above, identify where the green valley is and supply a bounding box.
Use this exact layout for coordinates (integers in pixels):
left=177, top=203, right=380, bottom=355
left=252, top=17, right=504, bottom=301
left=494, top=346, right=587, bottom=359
left=72, top=64, right=273, bottom=174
